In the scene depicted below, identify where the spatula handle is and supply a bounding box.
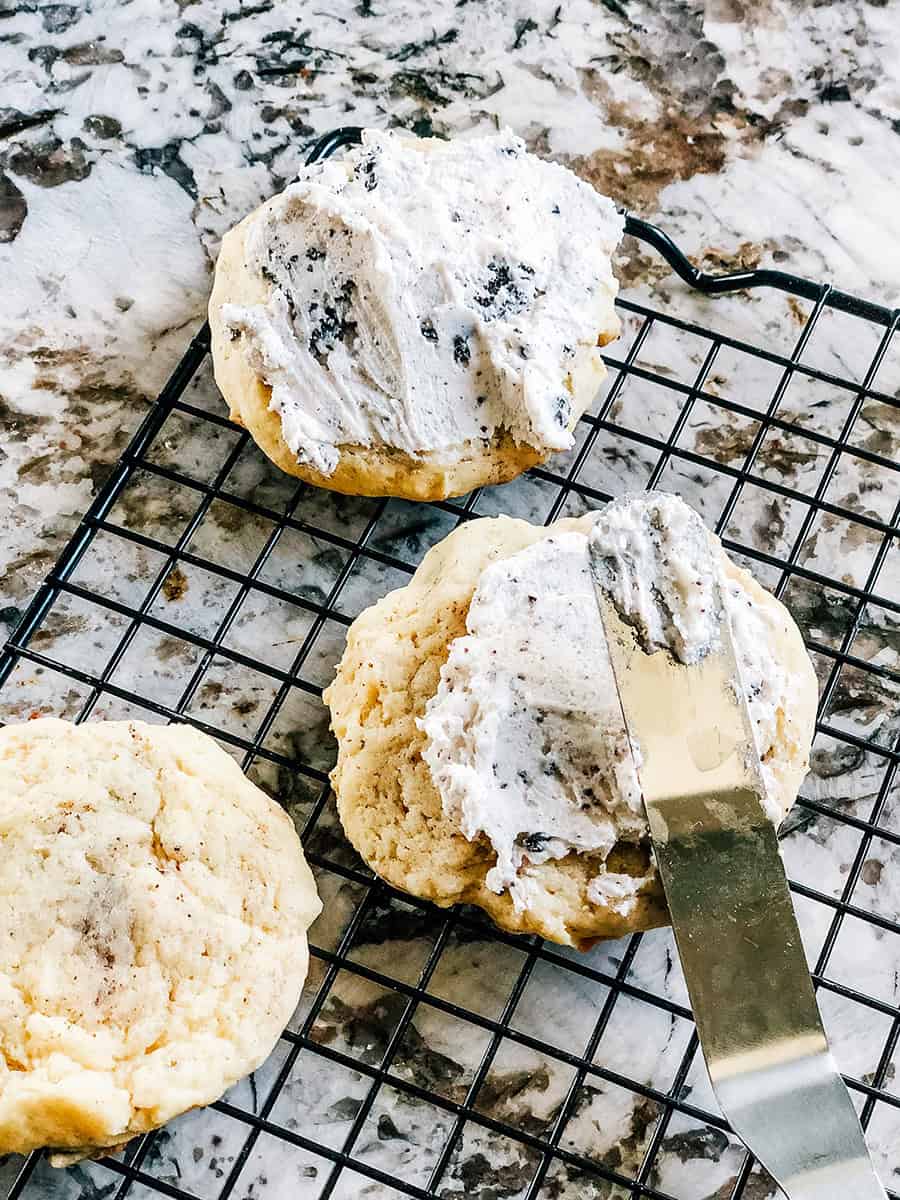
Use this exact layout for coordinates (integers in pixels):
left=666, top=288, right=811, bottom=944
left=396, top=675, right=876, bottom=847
left=651, top=811, right=886, bottom=1200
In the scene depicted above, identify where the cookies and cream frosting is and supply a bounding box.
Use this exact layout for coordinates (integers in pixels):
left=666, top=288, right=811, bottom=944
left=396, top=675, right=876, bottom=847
left=420, top=494, right=798, bottom=913
left=220, top=128, right=623, bottom=476
left=589, top=492, right=724, bottom=666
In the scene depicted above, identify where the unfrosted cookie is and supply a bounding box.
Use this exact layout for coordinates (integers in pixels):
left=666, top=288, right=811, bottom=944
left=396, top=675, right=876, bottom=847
left=324, top=504, right=818, bottom=948
left=209, top=128, right=622, bottom=501
left=0, top=718, right=320, bottom=1160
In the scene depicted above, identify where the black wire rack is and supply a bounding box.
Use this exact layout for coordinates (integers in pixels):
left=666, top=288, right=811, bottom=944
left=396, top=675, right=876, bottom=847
left=1, top=128, right=899, bottom=1200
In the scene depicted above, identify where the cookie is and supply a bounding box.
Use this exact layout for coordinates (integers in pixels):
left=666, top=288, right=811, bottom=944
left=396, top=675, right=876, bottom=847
left=0, top=718, right=320, bottom=1159
left=324, top=511, right=818, bottom=948
left=209, top=128, right=622, bottom=500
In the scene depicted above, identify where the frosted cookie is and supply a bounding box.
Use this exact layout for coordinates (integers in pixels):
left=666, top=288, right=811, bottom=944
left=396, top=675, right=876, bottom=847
left=0, top=718, right=320, bottom=1161
left=209, top=128, right=622, bottom=500
left=324, top=494, right=818, bottom=948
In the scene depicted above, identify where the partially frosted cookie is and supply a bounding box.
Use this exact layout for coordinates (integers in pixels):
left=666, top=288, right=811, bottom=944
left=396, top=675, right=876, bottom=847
left=0, top=719, right=320, bottom=1160
left=324, top=495, right=818, bottom=948
left=209, top=128, right=622, bottom=500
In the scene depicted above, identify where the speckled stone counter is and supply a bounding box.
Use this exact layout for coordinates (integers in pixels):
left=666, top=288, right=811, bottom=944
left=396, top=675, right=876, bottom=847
left=1, top=2, right=899, bottom=1198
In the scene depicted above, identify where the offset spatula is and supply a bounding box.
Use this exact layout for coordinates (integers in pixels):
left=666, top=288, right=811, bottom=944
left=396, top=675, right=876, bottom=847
left=587, top=520, right=886, bottom=1200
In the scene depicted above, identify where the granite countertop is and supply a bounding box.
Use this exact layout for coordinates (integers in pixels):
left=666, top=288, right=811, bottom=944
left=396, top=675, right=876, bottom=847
left=1, top=2, right=900, bottom=1199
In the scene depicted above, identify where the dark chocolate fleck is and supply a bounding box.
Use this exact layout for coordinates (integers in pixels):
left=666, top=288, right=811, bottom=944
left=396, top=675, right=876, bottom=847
left=354, top=151, right=378, bottom=191
left=521, top=833, right=550, bottom=852
left=308, top=279, right=358, bottom=365
left=473, top=257, right=534, bottom=320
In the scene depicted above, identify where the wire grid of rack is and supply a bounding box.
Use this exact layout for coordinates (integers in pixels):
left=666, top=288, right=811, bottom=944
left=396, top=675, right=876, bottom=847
left=1, top=132, right=899, bottom=1200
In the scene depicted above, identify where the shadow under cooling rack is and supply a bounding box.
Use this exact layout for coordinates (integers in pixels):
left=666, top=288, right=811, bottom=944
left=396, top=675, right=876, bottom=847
left=1, top=128, right=899, bottom=1200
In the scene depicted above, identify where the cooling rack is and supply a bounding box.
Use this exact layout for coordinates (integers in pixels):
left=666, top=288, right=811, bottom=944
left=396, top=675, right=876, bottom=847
left=1, top=127, right=899, bottom=1200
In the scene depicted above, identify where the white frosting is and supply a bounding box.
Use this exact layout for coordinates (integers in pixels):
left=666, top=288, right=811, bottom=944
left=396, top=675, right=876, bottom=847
left=587, top=869, right=656, bottom=917
left=220, top=129, right=623, bottom=475
left=588, top=493, right=723, bottom=665
left=420, top=495, right=795, bottom=911
left=420, top=531, right=645, bottom=905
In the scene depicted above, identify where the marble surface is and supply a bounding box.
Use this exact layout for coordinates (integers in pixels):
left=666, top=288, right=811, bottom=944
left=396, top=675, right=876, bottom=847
left=1, top=2, right=900, bottom=1199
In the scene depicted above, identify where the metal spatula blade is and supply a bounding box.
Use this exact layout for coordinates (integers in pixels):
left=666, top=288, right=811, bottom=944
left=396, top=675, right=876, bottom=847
left=587, top=533, right=886, bottom=1200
